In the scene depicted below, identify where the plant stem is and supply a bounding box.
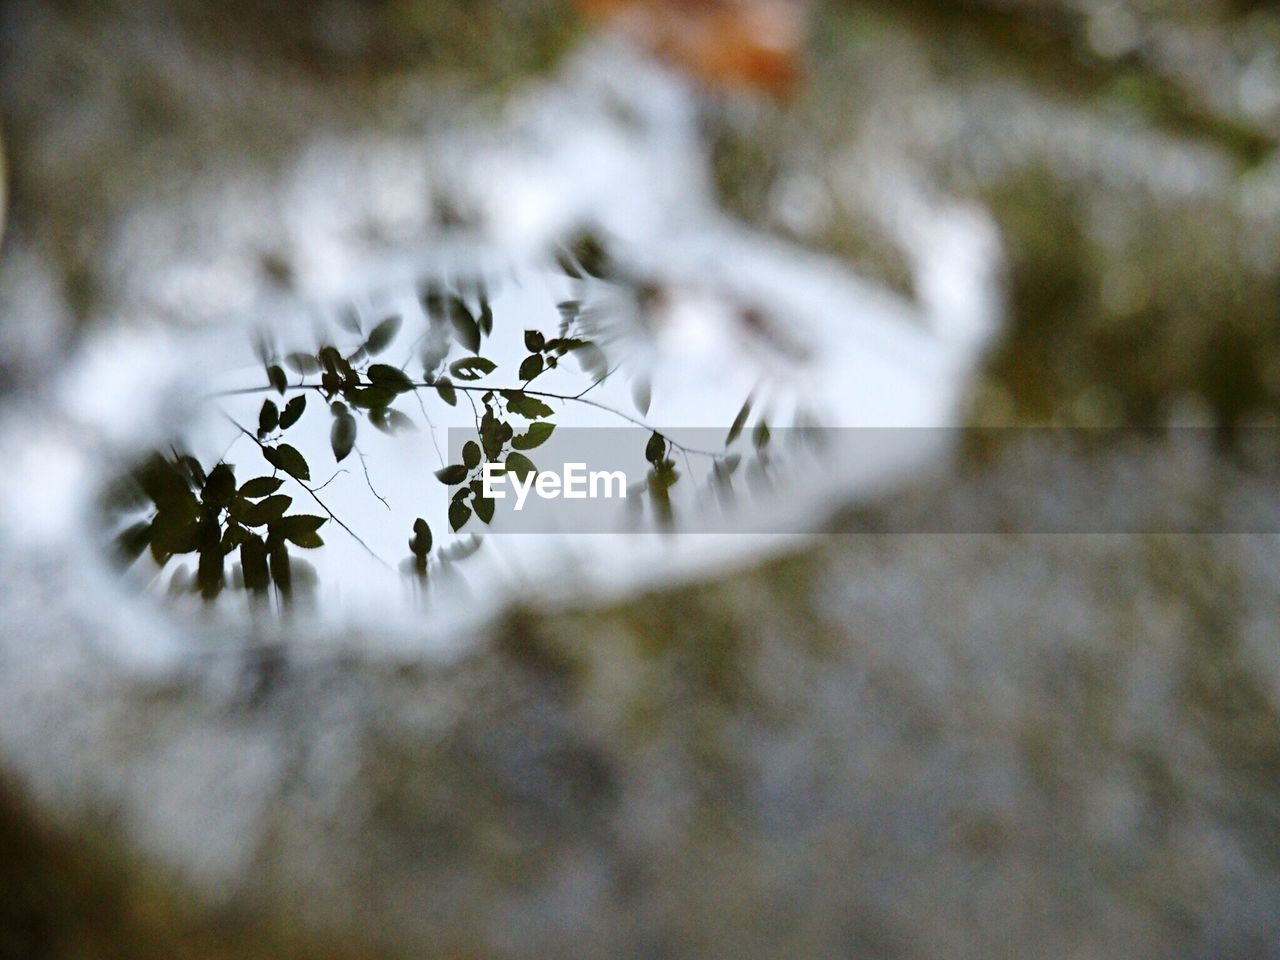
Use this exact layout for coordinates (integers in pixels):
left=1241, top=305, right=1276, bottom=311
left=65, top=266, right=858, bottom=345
left=223, top=414, right=392, bottom=569
left=213, top=382, right=723, bottom=458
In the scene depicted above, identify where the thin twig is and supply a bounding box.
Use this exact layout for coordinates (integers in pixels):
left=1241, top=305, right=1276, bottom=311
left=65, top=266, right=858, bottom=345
left=355, top=445, right=391, bottom=511
left=213, top=381, right=723, bottom=458
left=574, top=362, right=621, bottom=399
left=222, top=412, right=392, bottom=569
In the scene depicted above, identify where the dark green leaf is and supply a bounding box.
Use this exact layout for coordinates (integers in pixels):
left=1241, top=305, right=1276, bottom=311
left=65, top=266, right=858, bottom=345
left=151, top=511, right=200, bottom=555
left=280, top=395, right=307, bottom=430
left=435, top=464, right=469, bottom=485
left=370, top=407, right=415, bottom=434
left=178, top=456, right=206, bottom=487
left=753, top=420, right=770, bottom=449
left=410, top=517, right=432, bottom=558
left=265, top=443, right=310, bottom=481
left=435, top=377, right=458, bottom=406
left=242, top=494, right=292, bottom=527
left=268, top=364, right=287, bottom=395
left=519, top=353, right=544, bottom=381
left=113, top=521, right=151, bottom=565
left=240, top=535, right=270, bottom=593
left=505, top=452, right=536, bottom=481
left=440, top=534, right=483, bottom=563
left=462, top=441, right=482, bottom=470
left=275, top=514, right=326, bottom=549
left=449, top=356, right=497, bottom=381
left=239, top=476, right=284, bottom=499
left=447, top=297, right=480, bottom=353
left=330, top=413, right=356, bottom=463
left=645, top=432, right=666, bottom=465
left=569, top=230, right=610, bottom=279
left=727, top=396, right=752, bottom=446
left=258, top=399, right=279, bottom=437
left=336, top=307, right=362, bottom=335
left=573, top=342, right=608, bottom=379
left=469, top=481, right=495, bottom=524
left=511, top=421, right=555, bottom=450
left=555, top=249, right=582, bottom=279
left=350, top=386, right=396, bottom=409
left=524, top=329, right=545, bottom=351
left=202, top=463, right=236, bottom=508
left=284, top=352, right=321, bottom=375
left=367, top=364, right=415, bottom=393
left=478, top=294, right=494, bottom=337
left=197, top=515, right=224, bottom=601
left=269, top=538, right=292, bottom=599
left=364, top=315, right=402, bottom=355
left=502, top=390, right=554, bottom=419
left=448, top=500, right=472, bottom=532
left=631, top=374, right=651, bottom=416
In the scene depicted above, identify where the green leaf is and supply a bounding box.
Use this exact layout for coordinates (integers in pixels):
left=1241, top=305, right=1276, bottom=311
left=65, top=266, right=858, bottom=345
left=336, top=307, right=362, bottom=335
left=435, top=464, right=469, bottom=485
left=448, top=500, right=472, bottom=532
left=726, top=396, right=752, bottom=446
left=573, top=342, right=608, bottom=379
left=440, top=534, right=483, bottom=563
left=238, top=476, right=284, bottom=499
left=151, top=510, right=200, bottom=555
left=367, top=364, right=415, bottom=393
left=280, top=395, right=307, bottom=430
left=410, top=518, right=432, bottom=558
left=447, top=297, right=481, bottom=353
left=370, top=408, right=415, bottom=435
left=511, top=421, right=555, bottom=450
left=519, top=353, right=544, bottom=381
left=524, top=329, right=545, bottom=351
left=202, top=463, right=236, bottom=508
left=350, top=386, right=395, bottom=409
left=265, top=443, right=310, bottom=481
left=364, top=315, right=402, bottom=355
left=435, top=377, right=458, bottom=406
left=569, top=230, right=610, bottom=279
left=284, top=352, right=321, bottom=375
left=178, top=456, right=206, bottom=487
left=196, top=516, right=224, bottom=601
left=242, top=494, right=292, bottom=527
left=268, top=364, right=288, bottom=395
left=258, top=399, right=279, bottom=437
left=113, top=521, right=151, bottom=565
left=330, top=412, right=356, bottom=463
left=462, top=441, right=482, bottom=470
left=469, top=481, right=495, bottom=524
left=240, top=534, right=270, bottom=593
left=221, top=523, right=248, bottom=553
left=645, top=432, right=666, bottom=465
left=449, top=356, right=497, bottom=381
left=631, top=374, right=651, bottom=416
left=275, top=514, right=326, bottom=549
left=753, top=420, right=771, bottom=450
left=505, top=452, right=536, bottom=481
left=555, top=249, right=582, bottom=279
left=268, top=537, right=292, bottom=599
left=502, top=390, right=554, bottom=419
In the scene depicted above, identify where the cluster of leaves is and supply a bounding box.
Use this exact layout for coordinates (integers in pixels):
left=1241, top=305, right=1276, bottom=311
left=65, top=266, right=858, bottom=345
left=111, top=453, right=326, bottom=604
left=109, top=237, right=793, bottom=608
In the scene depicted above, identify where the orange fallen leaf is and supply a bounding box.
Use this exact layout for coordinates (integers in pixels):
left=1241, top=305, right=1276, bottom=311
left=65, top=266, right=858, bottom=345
left=575, top=0, right=807, bottom=97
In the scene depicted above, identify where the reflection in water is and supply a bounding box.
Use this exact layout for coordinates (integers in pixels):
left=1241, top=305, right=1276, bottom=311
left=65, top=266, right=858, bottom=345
left=100, top=251, right=807, bottom=617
